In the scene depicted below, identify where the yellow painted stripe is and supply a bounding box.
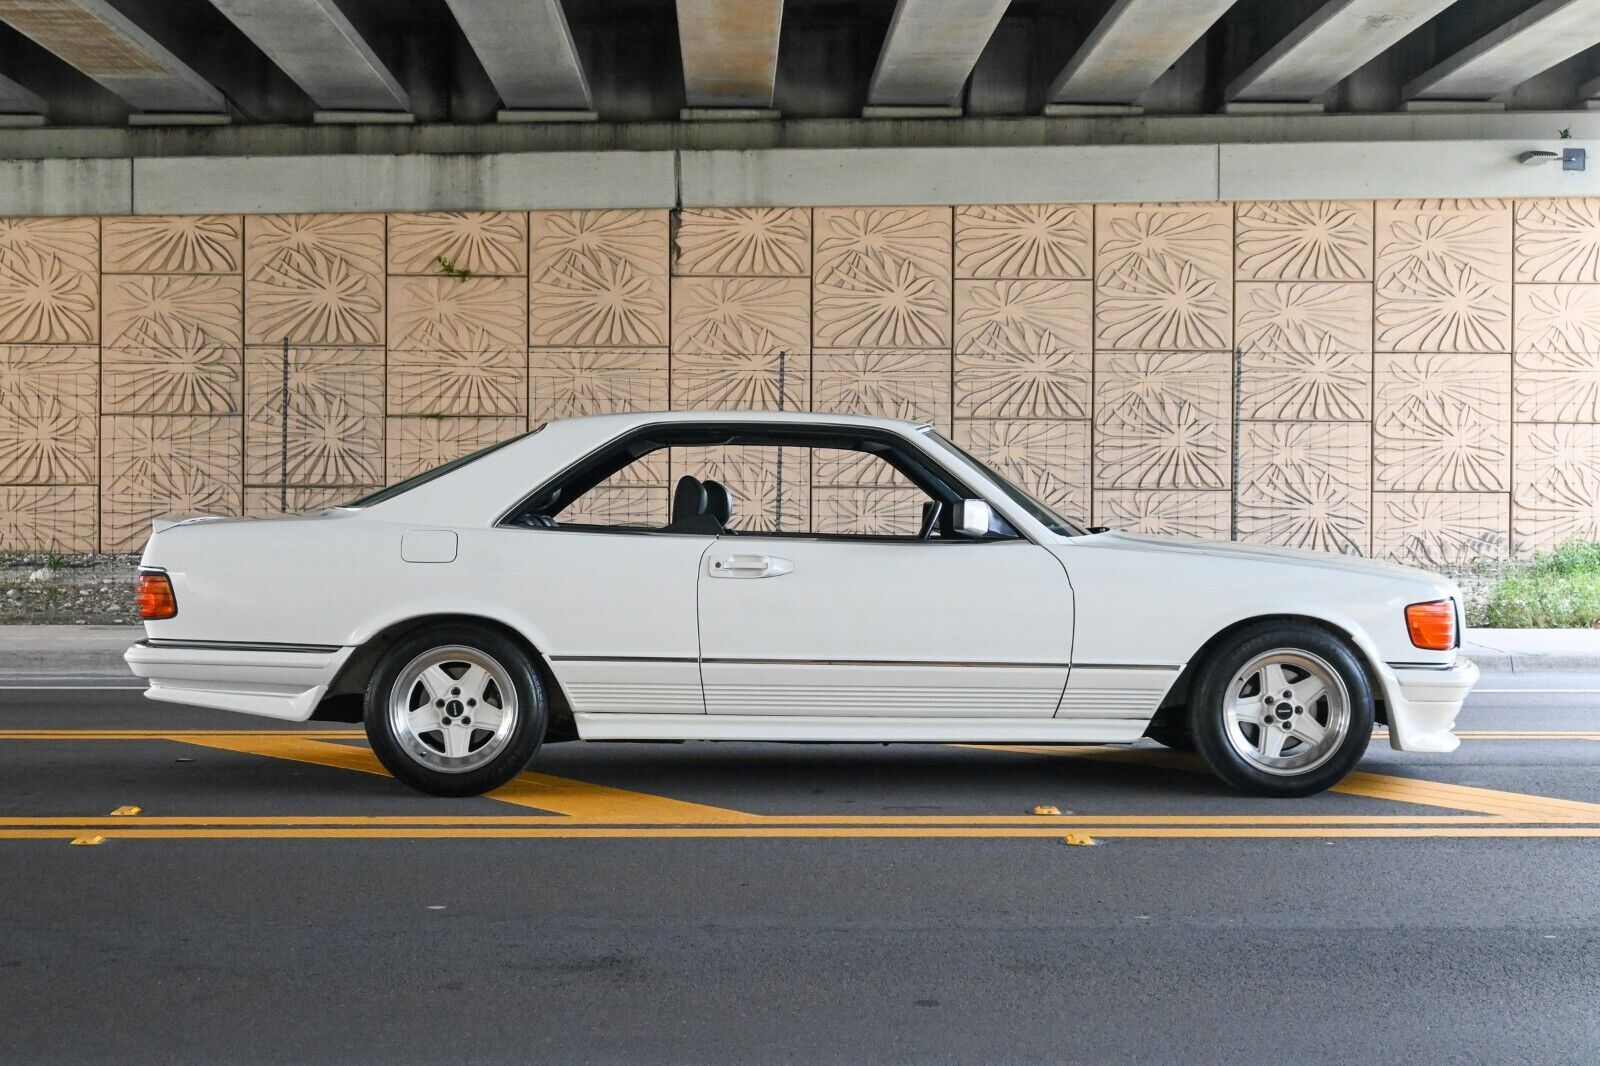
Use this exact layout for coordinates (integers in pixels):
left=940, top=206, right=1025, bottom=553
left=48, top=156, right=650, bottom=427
left=176, top=734, right=757, bottom=823
left=1456, top=731, right=1600, bottom=740
left=486, top=771, right=758, bottom=822
left=1332, top=772, right=1600, bottom=821
left=0, top=813, right=1532, bottom=828
left=4, top=825, right=1600, bottom=841
left=968, top=743, right=1600, bottom=822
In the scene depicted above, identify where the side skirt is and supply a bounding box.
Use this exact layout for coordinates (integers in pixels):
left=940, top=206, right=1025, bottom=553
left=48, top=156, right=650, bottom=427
left=573, top=713, right=1147, bottom=744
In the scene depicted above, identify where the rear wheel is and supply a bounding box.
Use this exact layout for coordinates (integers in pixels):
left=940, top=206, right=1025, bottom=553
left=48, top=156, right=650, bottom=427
left=1188, top=622, right=1373, bottom=797
left=364, top=624, right=547, bottom=796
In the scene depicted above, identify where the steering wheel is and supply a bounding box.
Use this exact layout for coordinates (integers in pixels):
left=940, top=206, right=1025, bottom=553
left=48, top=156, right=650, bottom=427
left=917, top=500, right=944, bottom=541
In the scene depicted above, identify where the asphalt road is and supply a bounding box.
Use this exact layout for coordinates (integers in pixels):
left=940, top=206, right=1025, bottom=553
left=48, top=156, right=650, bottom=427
left=3, top=673, right=1599, bottom=1064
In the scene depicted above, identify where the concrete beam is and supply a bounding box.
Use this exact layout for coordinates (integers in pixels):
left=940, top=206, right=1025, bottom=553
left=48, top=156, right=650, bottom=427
left=205, top=0, right=407, bottom=112
left=1220, top=137, right=1600, bottom=199
left=1046, top=0, right=1239, bottom=107
left=1404, top=0, right=1600, bottom=101
left=0, top=157, right=130, bottom=213
left=11, top=131, right=1600, bottom=215
left=4, top=106, right=1600, bottom=159
left=680, top=144, right=1220, bottom=205
left=442, top=0, right=591, bottom=112
left=0, top=0, right=225, bottom=113
left=1227, top=0, right=1459, bottom=103
left=0, top=71, right=45, bottom=116
left=131, top=150, right=676, bottom=213
left=866, top=0, right=1009, bottom=109
left=675, top=0, right=783, bottom=109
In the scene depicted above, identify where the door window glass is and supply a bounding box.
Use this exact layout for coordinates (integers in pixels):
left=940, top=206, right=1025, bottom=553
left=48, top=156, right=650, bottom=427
left=546, top=439, right=948, bottom=539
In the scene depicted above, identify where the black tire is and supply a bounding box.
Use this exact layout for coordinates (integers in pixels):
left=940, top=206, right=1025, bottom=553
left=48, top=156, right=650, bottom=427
left=363, top=623, right=547, bottom=797
left=1187, top=621, right=1373, bottom=797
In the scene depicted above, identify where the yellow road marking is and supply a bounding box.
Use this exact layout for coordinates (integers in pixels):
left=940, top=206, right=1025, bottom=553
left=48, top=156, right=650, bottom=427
left=971, top=744, right=1600, bottom=822
left=109, top=805, right=140, bottom=816
left=0, top=813, right=1541, bottom=828
left=5, top=729, right=1600, bottom=842
left=487, top=771, right=759, bottom=822
left=6, top=825, right=1600, bottom=841
left=176, top=733, right=757, bottom=823
left=1333, top=772, right=1600, bottom=822
left=1456, top=731, right=1600, bottom=740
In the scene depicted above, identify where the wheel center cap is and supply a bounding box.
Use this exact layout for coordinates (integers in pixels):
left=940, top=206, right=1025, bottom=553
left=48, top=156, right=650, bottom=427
left=446, top=700, right=464, bottom=716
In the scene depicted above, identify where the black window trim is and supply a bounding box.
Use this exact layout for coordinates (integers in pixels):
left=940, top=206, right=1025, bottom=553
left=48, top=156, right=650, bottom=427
left=493, top=419, right=1038, bottom=545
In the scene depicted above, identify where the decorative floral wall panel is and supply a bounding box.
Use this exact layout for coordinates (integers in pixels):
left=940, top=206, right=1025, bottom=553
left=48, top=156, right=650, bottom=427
left=0, top=199, right=1597, bottom=560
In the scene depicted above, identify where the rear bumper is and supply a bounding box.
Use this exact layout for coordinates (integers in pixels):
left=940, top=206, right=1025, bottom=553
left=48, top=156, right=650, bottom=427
left=124, top=640, right=353, bottom=722
left=1378, top=657, right=1479, bottom=753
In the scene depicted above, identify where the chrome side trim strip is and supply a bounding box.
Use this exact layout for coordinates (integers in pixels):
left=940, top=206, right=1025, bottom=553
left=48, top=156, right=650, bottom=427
left=549, top=655, right=698, bottom=664
left=1069, top=663, right=1182, bottom=671
left=553, top=655, right=1077, bottom=669
left=702, top=657, right=1071, bottom=669
left=140, top=638, right=343, bottom=654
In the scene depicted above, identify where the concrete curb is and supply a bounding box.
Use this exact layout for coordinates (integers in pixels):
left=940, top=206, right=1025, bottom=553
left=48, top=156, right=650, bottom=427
left=1461, top=629, right=1600, bottom=674
left=4, top=625, right=1599, bottom=681
left=0, top=625, right=142, bottom=681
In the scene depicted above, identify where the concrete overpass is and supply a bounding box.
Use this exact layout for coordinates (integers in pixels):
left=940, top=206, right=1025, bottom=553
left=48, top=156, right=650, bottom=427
left=0, top=0, right=1596, bottom=129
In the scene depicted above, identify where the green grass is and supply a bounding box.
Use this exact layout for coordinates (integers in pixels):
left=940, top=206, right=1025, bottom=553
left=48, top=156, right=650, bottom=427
left=1482, top=540, right=1600, bottom=629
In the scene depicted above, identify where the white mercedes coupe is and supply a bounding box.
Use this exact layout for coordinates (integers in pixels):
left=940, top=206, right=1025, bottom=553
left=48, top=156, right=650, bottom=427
left=127, top=411, right=1478, bottom=799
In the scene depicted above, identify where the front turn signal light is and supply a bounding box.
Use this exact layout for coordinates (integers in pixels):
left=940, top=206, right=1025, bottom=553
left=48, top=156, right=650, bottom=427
left=137, top=571, right=177, bottom=621
left=1405, top=599, right=1456, bottom=650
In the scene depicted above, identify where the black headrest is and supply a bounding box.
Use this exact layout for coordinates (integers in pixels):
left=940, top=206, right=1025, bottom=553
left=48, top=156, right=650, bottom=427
left=703, top=480, right=732, bottom=526
left=671, top=475, right=706, bottom=523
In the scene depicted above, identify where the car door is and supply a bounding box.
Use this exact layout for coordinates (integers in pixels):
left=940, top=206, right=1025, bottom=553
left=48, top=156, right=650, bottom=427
left=509, top=527, right=714, bottom=717
left=498, top=449, right=714, bottom=718
left=693, top=438, right=1074, bottom=719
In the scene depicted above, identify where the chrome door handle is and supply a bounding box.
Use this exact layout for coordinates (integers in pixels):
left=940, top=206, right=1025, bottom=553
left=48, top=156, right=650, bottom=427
left=709, top=554, right=793, bottom=579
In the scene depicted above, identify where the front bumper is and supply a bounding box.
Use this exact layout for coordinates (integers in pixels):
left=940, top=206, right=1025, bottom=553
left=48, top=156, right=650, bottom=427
left=1378, top=657, right=1479, bottom=753
left=124, top=640, right=354, bottom=722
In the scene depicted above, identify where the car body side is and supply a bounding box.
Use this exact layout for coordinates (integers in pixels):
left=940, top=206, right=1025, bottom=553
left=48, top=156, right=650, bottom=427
left=126, top=412, right=1476, bottom=753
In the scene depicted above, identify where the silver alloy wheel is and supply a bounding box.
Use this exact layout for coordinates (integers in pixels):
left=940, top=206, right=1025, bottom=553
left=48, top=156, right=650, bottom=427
left=386, top=645, right=519, bottom=774
left=1222, top=648, right=1351, bottom=777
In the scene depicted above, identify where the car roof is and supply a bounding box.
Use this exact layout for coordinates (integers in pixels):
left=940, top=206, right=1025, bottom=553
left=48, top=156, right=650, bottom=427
left=356, top=409, right=940, bottom=526
left=538, top=410, right=933, bottom=433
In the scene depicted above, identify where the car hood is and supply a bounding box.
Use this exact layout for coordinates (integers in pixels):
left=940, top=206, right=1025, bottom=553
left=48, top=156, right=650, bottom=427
left=1071, top=531, right=1451, bottom=586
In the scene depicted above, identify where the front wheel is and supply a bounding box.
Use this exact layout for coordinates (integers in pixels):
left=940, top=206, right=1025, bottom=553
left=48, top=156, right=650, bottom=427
left=364, top=624, right=547, bottom=796
left=1188, top=622, right=1373, bottom=797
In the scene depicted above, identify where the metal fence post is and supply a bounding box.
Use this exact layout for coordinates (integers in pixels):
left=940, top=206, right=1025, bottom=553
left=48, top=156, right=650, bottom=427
left=774, top=349, right=786, bottom=532
left=281, top=337, right=290, bottom=515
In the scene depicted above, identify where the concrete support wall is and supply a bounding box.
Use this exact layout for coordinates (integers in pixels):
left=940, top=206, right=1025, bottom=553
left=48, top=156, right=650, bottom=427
left=2, top=194, right=1599, bottom=567
left=3, top=130, right=1599, bottom=216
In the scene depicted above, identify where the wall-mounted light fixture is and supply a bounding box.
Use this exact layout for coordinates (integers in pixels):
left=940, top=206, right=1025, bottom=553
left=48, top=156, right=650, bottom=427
left=1517, top=148, right=1587, bottom=171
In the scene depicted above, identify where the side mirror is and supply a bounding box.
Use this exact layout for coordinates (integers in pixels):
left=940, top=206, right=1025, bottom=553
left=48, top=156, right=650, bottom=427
left=952, top=499, right=997, bottom=538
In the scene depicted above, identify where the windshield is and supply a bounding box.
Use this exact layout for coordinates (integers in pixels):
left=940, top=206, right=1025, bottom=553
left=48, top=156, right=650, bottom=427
left=344, top=428, right=540, bottom=508
left=922, top=429, right=1086, bottom=537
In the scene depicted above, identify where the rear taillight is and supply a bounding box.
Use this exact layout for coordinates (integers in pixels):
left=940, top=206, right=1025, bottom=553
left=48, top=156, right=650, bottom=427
left=137, top=571, right=177, bottom=620
left=1405, top=599, right=1456, bottom=651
